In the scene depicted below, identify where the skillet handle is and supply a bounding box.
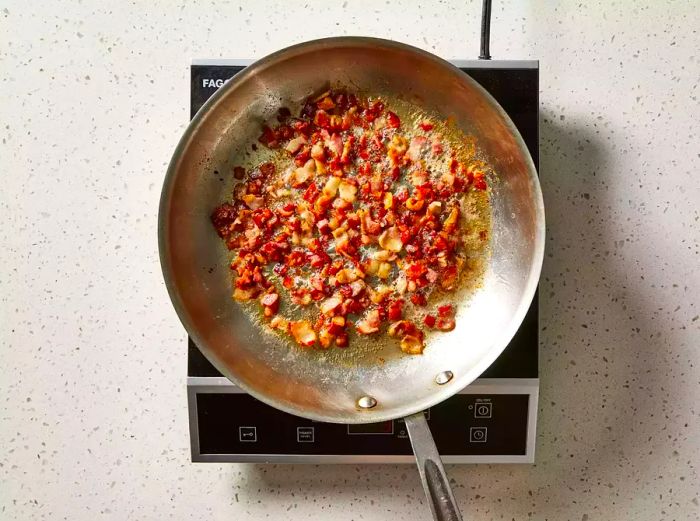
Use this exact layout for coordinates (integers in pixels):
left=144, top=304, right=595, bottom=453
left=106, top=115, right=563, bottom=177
left=404, top=412, right=464, bottom=521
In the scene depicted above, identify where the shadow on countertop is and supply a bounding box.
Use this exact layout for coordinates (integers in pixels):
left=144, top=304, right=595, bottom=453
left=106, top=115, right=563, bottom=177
left=224, top=113, right=695, bottom=520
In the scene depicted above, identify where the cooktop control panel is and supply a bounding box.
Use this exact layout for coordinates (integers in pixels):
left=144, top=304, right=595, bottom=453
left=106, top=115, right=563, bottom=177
left=188, top=375, right=537, bottom=463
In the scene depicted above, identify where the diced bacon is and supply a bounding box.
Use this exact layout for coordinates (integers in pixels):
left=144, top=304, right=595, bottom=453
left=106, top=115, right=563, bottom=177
left=376, top=261, right=392, bottom=279
left=360, top=211, right=381, bottom=236
left=310, top=273, right=325, bottom=291
left=327, top=133, right=343, bottom=156
left=427, top=201, right=442, bottom=215
left=366, top=288, right=389, bottom=305
left=318, top=326, right=334, bottom=348
left=311, top=142, right=326, bottom=160
left=328, top=316, right=346, bottom=335
left=340, top=136, right=355, bottom=164
left=320, top=296, right=342, bottom=315
left=406, top=136, right=427, bottom=161
left=383, top=192, right=394, bottom=209
left=258, top=125, right=278, bottom=148
left=437, top=304, right=454, bottom=317
left=316, top=219, right=330, bottom=234
left=440, top=265, right=458, bottom=290
left=405, top=197, right=424, bottom=211
left=411, top=170, right=429, bottom=186
left=285, top=135, right=307, bottom=154
left=260, top=292, right=279, bottom=307
left=400, top=335, right=425, bottom=354
left=410, top=292, right=427, bottom=307
left=349, top=280, right=366, bottom=297
left=443, top=206, right=460, bottom=232
left=378, top=226, right=403, bottom=252
left=242, top=194, right=264, bottom=210
left=314, top=110, right=330, bottom=128
left=356, top=309, right=381, bottom=335
left=322, top=177, right=340, bottom=198
left=335, top=332, right=349, bottom=347
left=387, top=320, right=418, bottom=338
left=473, top=174, right=487, bottom=190
left=291, top=159, right=316, bottom=187
left=317, top=96, right=336, bottom=111
left=261, top=292, right=280, bottom=316
left=303, top=183, right=320, bottom=203
left=338, top=181, right=357, bottom=202
left=436, top=317, right=455, bottom=331
left=385, top=111, right=401, bottom=129
left=210, top=203, right=238, bottom=238
left=210, top=89, right=489, bottom=353
left=290, top=320, right=317, bottom=347
left=335, top=268, right=358, bottom=284
left=277, top=202, right=295, bottom=217
left=387, top=299, right=404, bottom=321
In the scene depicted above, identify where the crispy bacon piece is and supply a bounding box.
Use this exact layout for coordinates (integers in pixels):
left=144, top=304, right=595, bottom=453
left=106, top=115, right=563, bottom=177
left=290, top=320, right=317, bottom=347
left=211, top=203, right=238, bottom=238
left=385, top=111, right=400, bottom=129
left=400, top=335, right=425, bottom=354
left=356, top=309, right=381, bottom=335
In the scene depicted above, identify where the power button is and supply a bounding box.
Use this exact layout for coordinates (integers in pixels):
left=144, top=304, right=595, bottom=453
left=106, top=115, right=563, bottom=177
left=474, top=402, right=492, bottom=419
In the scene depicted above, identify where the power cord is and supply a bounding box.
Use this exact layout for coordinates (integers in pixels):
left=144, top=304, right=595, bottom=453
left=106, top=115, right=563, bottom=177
left=479, top=0, right=492, bottom=60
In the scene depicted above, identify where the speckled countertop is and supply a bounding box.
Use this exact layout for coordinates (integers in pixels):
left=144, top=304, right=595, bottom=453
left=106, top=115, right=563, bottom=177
left=1, top=1, right=698, bottom=519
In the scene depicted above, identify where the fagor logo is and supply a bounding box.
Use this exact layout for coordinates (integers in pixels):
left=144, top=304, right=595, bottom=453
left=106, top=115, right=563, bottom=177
left=202, top=78, right=230, bottom=88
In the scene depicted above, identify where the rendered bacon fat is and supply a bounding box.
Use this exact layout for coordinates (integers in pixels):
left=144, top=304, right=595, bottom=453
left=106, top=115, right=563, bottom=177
left=211, top=89, right=490, bottom=353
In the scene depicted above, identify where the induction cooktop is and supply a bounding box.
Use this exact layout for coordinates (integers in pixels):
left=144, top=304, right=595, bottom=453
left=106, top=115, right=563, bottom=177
left=186, top=59, right=539, bottom=463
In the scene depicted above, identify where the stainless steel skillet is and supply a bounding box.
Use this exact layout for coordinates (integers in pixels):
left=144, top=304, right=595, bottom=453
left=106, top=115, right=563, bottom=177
left=159, top=37, right=544, bottom=520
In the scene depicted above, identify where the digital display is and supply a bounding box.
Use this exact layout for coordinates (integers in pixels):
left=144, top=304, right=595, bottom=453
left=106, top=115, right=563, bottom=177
left=347, top=421, right=394, bottom=435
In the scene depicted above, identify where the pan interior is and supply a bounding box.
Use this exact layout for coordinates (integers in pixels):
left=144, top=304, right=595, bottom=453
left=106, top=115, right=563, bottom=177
left=159, top=38, right=544, bottom=423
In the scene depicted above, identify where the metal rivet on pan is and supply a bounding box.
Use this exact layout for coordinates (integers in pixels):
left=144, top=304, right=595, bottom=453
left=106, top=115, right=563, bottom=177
left=357, top=395, right=377, bottom=409
left=435, top=371, right=454, bottom=385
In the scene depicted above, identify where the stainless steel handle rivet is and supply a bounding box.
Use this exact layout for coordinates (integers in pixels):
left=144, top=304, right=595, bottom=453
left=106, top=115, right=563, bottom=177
left=357, top=396, right=378, bottom=409
left=435, top=371, right=454, bottom=385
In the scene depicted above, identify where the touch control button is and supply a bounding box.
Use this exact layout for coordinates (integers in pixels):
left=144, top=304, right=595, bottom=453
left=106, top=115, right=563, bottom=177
left=239, top=426, right=257, bottom=442
left=474, top=402, right=492, bottom=419
left=297, top=426, right=315, bottom=443
left=469, top=426, right=487, bottom=443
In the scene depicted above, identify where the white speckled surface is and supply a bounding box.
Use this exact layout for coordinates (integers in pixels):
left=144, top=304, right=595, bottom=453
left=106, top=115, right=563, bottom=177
left=1, top=1, right=698, bottom=519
